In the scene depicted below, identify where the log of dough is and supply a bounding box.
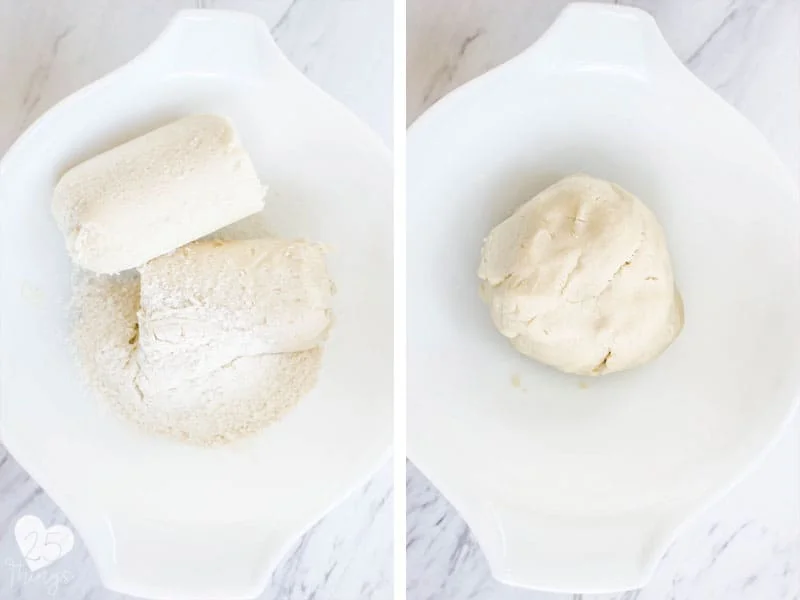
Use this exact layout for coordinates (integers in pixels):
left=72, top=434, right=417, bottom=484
left=52, top=115, right=265, bottom=273
left=135, top=238, right=334, bottom=394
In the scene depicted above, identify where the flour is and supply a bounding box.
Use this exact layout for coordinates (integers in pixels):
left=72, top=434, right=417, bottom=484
left=71, top=270, right=322, bottom=446
left=71, top=271, right=141, bottom=410
left=136, top=238, right=332, bottom=395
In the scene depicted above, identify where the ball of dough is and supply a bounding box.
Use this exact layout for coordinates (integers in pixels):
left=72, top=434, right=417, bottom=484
left=478, top=174, right=683, bottom=376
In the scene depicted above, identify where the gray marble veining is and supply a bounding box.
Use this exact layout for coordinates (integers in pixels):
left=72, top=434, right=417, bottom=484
left=0, top=1, right=392, bottom=599
left=406, top=1, right=800, bottom=599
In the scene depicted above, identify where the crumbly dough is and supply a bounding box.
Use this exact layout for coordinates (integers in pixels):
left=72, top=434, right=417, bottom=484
left=136, top=237, right=334, bottom=395
left=478, top=173, right=683, bottom=376
left=71, top=271, right=323, bottom=446
left=52, top=114, right=265, bottom=274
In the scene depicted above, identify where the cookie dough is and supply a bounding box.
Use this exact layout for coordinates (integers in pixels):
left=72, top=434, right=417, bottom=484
left=53, top=114, right=265, bottom=273
left=478, top=174, right=683, bottom=376
left=136, top=237, right=334, bottom=393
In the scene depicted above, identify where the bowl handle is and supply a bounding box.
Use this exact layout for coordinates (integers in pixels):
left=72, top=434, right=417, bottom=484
left=523, top=3, right=682, bottom=76
left=79, top=514, right=293, bottom=600
left=459, top=497, right=683, bottom=593
left=135, top=9, right=291, bottom=80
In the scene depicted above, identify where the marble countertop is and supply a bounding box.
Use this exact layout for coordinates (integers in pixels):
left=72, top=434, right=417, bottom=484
left=0, top=1, right=392, bottom=599
left=406, top=1, right=800, bottom=599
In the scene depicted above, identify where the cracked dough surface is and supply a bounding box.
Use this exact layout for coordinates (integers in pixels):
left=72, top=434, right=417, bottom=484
left=478, top=173, right=683, bottom=376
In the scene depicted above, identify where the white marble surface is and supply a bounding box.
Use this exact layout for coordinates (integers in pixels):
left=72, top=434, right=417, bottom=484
left=0, top=1, right=392, bottom=599
left=406, top=1, right=800, bottom=599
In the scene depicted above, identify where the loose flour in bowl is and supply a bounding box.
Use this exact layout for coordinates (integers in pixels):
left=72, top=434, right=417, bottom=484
left=72, top=270, right=322, bottom=446
left=136, top=238, right=332, bottom=394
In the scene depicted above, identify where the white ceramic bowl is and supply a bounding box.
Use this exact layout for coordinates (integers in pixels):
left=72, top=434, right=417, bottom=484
left=0, top=10, right=392, bottom=600
left=408, top=3, right=800, bottom=594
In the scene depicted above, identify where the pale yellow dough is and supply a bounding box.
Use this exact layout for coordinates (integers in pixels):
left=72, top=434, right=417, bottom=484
left=52, top=115, right=265, bottom=274
left=136, top=238, right=334, bottom=395
left=478, top=173, right=683, bottom=376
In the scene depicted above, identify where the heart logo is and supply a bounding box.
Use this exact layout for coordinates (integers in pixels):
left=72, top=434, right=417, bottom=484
left=14, top=515, right=75, bottom=572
